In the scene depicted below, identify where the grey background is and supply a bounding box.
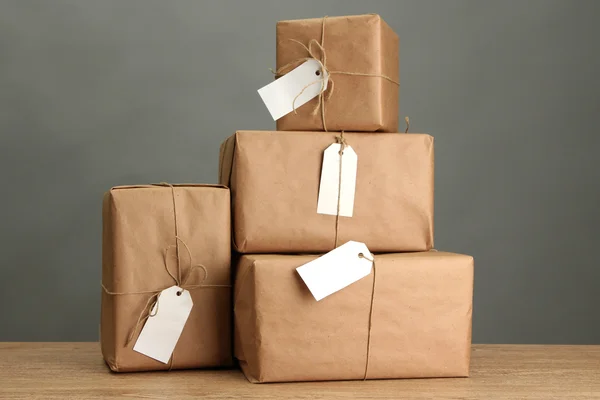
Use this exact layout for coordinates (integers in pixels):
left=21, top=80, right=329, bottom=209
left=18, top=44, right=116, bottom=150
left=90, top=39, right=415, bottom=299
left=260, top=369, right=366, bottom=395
left=0, top=0, right=598, bottom=343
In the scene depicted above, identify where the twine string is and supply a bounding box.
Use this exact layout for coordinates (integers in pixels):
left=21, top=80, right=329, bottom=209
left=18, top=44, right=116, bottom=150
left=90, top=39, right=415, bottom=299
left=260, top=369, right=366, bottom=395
left=358, top=252, right=376, bottom=380
left=333, top=132, right=346, bottom=248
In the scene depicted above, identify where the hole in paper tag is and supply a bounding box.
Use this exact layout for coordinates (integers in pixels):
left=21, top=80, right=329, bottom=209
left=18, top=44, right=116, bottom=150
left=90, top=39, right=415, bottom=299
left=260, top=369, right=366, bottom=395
left=257, top=59, right=328, bottom=121
left=296, top=241, right=373, bottom=301
left=133, top=286, right=193, bottom=364
left=317, top=143, right=357, bottom=217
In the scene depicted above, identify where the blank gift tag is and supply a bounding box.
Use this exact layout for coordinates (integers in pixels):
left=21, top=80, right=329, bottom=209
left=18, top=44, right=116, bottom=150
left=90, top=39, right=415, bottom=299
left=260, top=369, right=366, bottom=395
left=133, top=286, right=193, bottom=364
left=317, top=143, right=357, bottom=217
left=296, top=241, right=373, bottom=301
left=258, top=59, right=328, bottom=120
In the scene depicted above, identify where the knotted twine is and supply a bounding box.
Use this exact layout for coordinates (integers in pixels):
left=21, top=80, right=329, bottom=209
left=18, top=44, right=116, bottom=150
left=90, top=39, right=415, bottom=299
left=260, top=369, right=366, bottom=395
left=101, top=183, right=231, bottom=368
left=272, top=16, right=400, bottom=132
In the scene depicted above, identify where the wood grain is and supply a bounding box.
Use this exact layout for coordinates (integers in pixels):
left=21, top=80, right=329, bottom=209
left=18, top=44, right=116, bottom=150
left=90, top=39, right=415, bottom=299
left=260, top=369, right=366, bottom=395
left=0, top=343, right=599, bottom=399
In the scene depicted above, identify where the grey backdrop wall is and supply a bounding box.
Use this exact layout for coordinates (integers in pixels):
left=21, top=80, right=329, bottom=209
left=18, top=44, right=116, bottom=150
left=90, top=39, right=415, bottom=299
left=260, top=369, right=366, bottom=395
left=1, top=0, right=599, bottom=343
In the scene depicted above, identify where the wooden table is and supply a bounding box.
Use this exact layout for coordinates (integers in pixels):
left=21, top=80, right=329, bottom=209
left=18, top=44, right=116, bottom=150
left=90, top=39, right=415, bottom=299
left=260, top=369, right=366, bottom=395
left=1, top=343, right=599, bottom=399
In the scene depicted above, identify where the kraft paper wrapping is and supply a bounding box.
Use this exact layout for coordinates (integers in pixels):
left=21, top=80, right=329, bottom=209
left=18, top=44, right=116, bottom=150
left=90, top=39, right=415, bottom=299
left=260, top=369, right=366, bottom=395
left=276, top=14, right=399, bottom=132
left=100, top=184, right=232, bottom=372
left=219, top=130, right=434, bottom=254
left=234, top=251, right=474, bottom=383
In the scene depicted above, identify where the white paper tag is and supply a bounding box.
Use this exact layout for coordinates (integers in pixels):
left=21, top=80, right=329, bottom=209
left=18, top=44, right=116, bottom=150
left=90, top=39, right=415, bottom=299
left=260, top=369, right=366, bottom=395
left=133, top=286, right=193, bottom=364
left=296, top=241, right=373, bottom=301
left=317, top=143, right=357, bottom=217
left=258, top=59, right=329, bottom=120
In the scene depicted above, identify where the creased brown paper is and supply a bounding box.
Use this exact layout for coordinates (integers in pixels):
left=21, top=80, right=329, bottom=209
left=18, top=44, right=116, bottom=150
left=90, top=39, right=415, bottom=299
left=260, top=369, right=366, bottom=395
left=101, top=184, right=232, bottom=372
left=276, top=14, right=399, bottom=132
left=219, top=130, right=434, bottom=254
left=234, top=251, right=473, bottom=383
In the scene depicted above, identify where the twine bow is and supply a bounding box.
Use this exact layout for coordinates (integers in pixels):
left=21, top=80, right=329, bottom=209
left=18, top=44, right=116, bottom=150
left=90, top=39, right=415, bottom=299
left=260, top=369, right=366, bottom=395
left=101, top=183, right=231, bottom=366
left=272, top=16, right=400, bottom=132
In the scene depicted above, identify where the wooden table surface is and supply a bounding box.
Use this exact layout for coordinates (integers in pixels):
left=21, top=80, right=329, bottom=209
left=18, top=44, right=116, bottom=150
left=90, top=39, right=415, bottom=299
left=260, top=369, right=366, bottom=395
left=0, top=343, right=599, bottom=399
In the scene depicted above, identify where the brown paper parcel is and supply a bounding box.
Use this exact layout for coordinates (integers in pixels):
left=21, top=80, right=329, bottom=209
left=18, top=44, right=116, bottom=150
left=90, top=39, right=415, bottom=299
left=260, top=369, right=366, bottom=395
left=219, top=130, right=434, bottom=254
left=234, top=251, right=473, bottom=383
left=101, top=184, right=232, bottom=372
left=276, top=14, right=399, bottom=132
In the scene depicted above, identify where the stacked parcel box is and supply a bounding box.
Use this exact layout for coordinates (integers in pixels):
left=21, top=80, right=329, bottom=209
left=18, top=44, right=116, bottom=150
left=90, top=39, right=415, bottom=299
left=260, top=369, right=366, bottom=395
left=101, top=14, right=474, bottom=383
